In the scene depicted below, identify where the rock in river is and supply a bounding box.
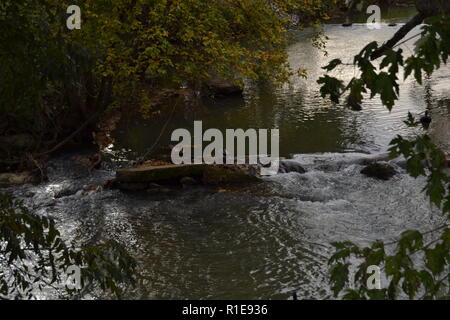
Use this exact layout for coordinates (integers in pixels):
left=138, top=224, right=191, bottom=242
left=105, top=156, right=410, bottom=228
left=278, top=160, right=307, bottom=174
left=360, top=162, right=397, bottom=180
left=114, top=164, right=260, bottom=190
left=116, top=164, right=206, bottom=183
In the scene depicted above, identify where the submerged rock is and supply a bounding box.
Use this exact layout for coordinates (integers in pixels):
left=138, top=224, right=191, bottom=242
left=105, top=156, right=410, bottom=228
left=54, top=187, right=79, bottom=198
left=361, top=162, right=397, bottom=180
left=25, top=191, right=35, bottom=198
left=278, top=160, right=306, bottom=174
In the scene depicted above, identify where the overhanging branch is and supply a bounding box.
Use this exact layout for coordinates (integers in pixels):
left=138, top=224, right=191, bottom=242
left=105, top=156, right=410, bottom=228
left=370, top=13, right=426, bottom=60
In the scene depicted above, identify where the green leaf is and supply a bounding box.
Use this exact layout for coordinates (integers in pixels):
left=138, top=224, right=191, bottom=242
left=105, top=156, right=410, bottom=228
left=441, top=228, right=450, bottom=248
left=330, top=263, right=350, bottom=297
left=374, top=72, right=398, bottom=111
left=322, top=58, right=342, bottom=71
left=398, top=230, right=423, bottom=253
left=425, top=244, right=446, bottom=275
left=317, top=75, right=345, bottom=104
left=380, top=49, right=403, bottom=75
left=403, top=112, right=420, bottom=127
left=342, top=289, right=364, bottom=300
left=402, top=269, right=421, bottom=299
left=345, top=78, right=366, bottom=110
left=404, top=56, right=423, bottom=84
left=418, top=270, right=434, bottom=292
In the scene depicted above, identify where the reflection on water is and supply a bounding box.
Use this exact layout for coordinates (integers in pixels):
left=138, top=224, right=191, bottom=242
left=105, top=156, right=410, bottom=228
left=113, top=23, right=449, bottom=157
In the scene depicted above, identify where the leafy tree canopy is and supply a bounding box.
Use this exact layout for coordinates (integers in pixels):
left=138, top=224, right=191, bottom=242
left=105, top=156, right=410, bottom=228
left=0, top=0, right=340, bottom=135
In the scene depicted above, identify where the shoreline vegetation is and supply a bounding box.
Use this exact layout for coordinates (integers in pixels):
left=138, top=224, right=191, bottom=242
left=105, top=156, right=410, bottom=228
left=1, top=0, right=332, bottom=175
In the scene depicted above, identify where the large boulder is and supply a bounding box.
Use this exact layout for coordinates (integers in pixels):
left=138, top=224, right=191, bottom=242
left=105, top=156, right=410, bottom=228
left=114, top=163, right=260, bottom=190
left=361, top=162, right=396, bottom=180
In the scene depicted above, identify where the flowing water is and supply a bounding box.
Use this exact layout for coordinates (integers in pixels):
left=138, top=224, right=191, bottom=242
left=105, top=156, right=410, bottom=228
left=8, top=10, right=450, bottom=299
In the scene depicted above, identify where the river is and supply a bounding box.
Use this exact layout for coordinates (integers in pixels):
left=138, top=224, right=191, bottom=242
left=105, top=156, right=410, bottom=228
left=8, top=9, right=450, bottom=299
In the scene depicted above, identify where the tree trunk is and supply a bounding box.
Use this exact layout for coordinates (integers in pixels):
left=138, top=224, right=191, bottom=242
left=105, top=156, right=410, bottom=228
left=371, top=0, right=450, bottom=59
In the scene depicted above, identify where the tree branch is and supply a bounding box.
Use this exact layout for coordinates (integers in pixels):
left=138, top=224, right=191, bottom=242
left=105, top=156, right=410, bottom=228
left=370, top=13, right=426, bottom=60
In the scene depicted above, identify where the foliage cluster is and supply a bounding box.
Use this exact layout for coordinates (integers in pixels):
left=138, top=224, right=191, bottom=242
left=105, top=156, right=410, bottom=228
left=320, top=12, right=450, bottom=299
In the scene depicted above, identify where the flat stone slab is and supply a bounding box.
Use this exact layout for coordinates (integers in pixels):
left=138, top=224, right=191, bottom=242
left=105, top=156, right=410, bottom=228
left=115, top=164, right=261, bottom=187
